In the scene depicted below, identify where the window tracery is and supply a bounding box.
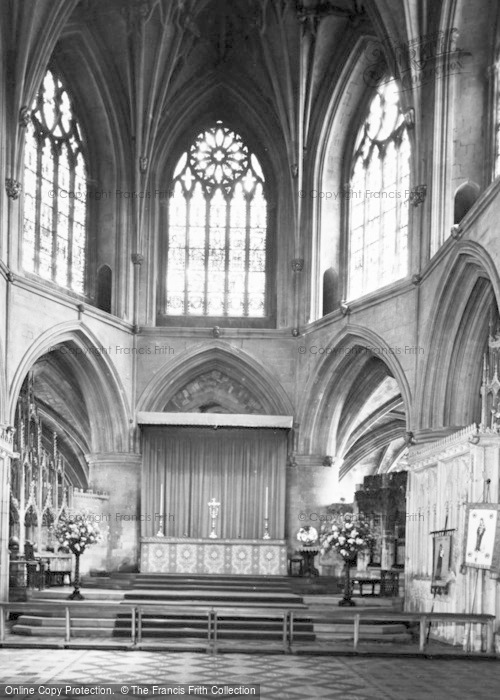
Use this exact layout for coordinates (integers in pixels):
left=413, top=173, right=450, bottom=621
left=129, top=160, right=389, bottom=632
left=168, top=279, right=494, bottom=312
left=23, top=70, right=87, bottom=294
left=348, top=80, right=410, bottom=299
left=166, top=121, right=268, bottom=318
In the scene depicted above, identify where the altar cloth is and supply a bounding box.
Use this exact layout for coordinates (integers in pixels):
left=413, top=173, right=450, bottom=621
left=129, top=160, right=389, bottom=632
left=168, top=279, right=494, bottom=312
left=140, top=537, right=287, bottom=575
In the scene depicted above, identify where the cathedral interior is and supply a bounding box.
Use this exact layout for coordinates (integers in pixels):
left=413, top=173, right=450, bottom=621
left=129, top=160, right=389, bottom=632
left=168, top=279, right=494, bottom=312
left=1, top=0, right=500, bottom=683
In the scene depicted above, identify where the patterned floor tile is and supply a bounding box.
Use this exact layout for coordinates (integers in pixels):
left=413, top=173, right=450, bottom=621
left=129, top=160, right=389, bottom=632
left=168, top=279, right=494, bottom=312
left=1, top=650, right=500, bottom=699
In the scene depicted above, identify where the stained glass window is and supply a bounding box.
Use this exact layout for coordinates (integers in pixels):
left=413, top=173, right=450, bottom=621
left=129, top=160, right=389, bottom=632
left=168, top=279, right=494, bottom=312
left=348, top=79, right=410, bottom=299
left=23, top=70, right=87, bottom=294
left=166, top=121, right=267, bottom=317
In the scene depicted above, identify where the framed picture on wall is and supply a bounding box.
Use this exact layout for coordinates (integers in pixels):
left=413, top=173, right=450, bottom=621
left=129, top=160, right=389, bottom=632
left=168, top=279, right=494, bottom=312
left=464, top=504, right=500, bottom=570
left=431, top=531, right=453, bottom=588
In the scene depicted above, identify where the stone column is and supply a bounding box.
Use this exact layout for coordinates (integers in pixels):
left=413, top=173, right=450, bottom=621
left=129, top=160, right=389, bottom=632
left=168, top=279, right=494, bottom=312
left=0, top=427, right=17, bottom=601
left=85, top=453, right=142, bottom=573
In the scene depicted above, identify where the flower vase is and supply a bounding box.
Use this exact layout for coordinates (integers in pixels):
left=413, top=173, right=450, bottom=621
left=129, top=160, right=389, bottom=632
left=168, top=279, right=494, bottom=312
left=68, top=551, right=84, bottom=600
left=338, top=555, right=356, bottom=607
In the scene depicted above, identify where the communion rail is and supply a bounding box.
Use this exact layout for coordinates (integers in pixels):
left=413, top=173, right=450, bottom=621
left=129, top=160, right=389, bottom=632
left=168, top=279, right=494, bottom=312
left=0, top=602, right=495, bottom=654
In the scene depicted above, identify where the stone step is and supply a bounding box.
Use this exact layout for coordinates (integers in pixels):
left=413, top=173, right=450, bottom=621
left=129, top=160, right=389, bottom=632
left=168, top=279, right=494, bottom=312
left=11, top=623, right=314, bottom=641
left=314, top=622, right=409, bottom=635
left=15, top=616, right=117, bottom=628
left=32, top=589, right=124, bottom=602
left=12, top=625, right=119, bottom=637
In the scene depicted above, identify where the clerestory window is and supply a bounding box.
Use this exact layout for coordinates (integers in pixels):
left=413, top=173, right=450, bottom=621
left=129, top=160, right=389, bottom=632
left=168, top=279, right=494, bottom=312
left=165, top=121, right=268, bottom=319
left=23, top=69, right=87, bottom=294
left=348, top=79, right=410, bottom=299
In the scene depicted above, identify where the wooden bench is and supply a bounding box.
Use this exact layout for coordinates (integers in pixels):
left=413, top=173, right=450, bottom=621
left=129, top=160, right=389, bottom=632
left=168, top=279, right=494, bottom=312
left=352, top=576, right=381, bottom=596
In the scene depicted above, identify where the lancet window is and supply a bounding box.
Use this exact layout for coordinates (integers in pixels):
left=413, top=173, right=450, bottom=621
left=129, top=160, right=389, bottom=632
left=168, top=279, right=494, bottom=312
left=23, top=70, right=87, bottom=293
left=348, top=79, right=411, bottom=299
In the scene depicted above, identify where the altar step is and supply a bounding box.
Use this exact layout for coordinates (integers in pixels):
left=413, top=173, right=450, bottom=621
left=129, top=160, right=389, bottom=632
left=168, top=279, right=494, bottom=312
left=81, top=574, right=305, bottom=608
left=83, top=573, right=293, bottom=593
left=122, top=591, right=305, bottom=608
left=115, top=612, right=315, bottom=641
left=10, top=576, right=312, bottom=642
left=11, top=611, right=315, bottom=642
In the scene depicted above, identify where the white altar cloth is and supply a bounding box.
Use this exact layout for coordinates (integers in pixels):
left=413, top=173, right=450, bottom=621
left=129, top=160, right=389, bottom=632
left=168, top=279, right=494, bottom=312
left=140, top=537, right=287, bottom=576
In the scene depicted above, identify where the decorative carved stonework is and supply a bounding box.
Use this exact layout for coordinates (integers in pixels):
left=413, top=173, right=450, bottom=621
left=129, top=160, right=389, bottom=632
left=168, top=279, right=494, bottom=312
left=450, top=224, right=463, bottom=240
left=131, top=253, right=144, bottom=265
left=322, top=455, right=333, bottom=467
left=409, top=184, right=427, bottom=206
left=212, top=326, right=221, bottom=338
left=291, top=163, right=298, bottom=178
left=404, top=108, right=415, bottom=127
left=292, top=328, right=300, bottom=337
left=296, top=0, right=363, bottom=25
left=19, top=106, right=31, bottom=127
left=165, top=369, right=264, bottom=415
left=405, top=431, right=416, bottom=445
left=340, top=300, right=350, bottom=316
left=139, top=156, right=148, bottom=173
left=291, top=258, right=304, bottom=272
left=412, top=274, right=422, bottom=286
left=5, top=178, right=21, bottom=199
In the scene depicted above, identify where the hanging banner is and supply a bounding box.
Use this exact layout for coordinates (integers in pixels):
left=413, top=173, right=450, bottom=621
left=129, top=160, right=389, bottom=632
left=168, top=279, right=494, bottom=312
left=463, top=504, right=500, bottom=571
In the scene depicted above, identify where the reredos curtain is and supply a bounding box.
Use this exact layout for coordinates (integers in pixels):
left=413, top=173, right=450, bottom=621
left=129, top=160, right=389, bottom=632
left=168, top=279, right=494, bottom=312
left=142, top=426, right=287, bottom=539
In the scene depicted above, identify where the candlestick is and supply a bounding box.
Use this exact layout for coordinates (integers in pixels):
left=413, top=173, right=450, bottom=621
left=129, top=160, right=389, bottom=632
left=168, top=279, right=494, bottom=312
left=265, top=487, right=269, bottom=520
left=156, top=482, right=165, bottom=537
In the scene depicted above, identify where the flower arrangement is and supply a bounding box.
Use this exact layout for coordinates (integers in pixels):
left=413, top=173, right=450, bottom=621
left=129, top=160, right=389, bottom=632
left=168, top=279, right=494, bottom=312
left=52, top=510, right=101, bottom=555
left=319, top=513, right=372, bottom=561
left=297, top=525, right=319, bottom=546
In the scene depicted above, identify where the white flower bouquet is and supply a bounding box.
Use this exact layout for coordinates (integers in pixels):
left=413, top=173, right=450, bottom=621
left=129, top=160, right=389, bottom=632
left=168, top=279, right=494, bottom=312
left=297, top=525, right=319, bottom=546
left=319, top=513, right=372, bottom=561
left=52, top=511, right=101, bottom=556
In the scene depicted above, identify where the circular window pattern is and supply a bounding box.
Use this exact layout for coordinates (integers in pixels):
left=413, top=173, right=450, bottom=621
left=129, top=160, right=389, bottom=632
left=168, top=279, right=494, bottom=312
left=189, top=122, right=249, bottom=187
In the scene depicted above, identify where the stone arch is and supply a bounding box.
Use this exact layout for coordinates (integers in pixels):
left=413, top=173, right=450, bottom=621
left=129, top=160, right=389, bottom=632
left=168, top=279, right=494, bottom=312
left=298, top=326, right=411, bottom=459
left=418, top=242, right=500, bottom=430
left=9, top=323, right=130, bottom=454
left=137, top=341, right=294, bottom=416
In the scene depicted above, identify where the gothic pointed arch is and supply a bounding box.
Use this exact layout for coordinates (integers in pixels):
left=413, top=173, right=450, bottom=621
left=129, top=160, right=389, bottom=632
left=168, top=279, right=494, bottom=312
left=298, top=327, right=410, bottom=468
left=418, top=242, right=500, bottom=430
left=137, top=342, right=293, bottom=417
left=9, top=323, right=130, bottom=454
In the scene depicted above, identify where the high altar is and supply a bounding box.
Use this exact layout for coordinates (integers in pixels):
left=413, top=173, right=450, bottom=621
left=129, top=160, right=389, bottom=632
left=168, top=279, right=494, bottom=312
left=141, top=537, right=287, bottom=575
left=138, top=412, right=292, bottom=576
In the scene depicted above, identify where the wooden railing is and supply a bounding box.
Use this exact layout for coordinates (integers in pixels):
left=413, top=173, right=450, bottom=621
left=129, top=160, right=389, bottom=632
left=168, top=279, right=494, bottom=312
left=0, top=602, right=496, bottom=654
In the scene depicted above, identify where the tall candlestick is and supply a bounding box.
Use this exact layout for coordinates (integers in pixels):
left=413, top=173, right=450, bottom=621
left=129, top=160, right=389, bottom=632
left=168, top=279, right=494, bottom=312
left=157, top=482, right=165, bottom=537
left=265, top=487, right=269, bottom=520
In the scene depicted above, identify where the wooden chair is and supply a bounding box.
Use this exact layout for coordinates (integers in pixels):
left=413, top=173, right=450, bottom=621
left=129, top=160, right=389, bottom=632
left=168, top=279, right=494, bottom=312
left=288, top=553, right=304, bottom=576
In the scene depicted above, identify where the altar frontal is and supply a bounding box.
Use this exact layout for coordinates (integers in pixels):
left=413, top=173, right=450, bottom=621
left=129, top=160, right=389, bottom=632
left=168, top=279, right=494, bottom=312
left=140, top=421, right=288, bottom=575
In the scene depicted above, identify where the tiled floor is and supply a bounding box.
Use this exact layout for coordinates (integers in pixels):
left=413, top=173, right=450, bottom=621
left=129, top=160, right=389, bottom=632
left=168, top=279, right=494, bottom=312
left=1, top=649, right=500, bottom=699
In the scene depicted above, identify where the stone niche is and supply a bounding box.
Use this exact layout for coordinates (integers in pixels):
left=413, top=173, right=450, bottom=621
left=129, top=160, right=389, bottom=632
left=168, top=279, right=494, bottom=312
left=404, top=426, right=500, bottom=649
